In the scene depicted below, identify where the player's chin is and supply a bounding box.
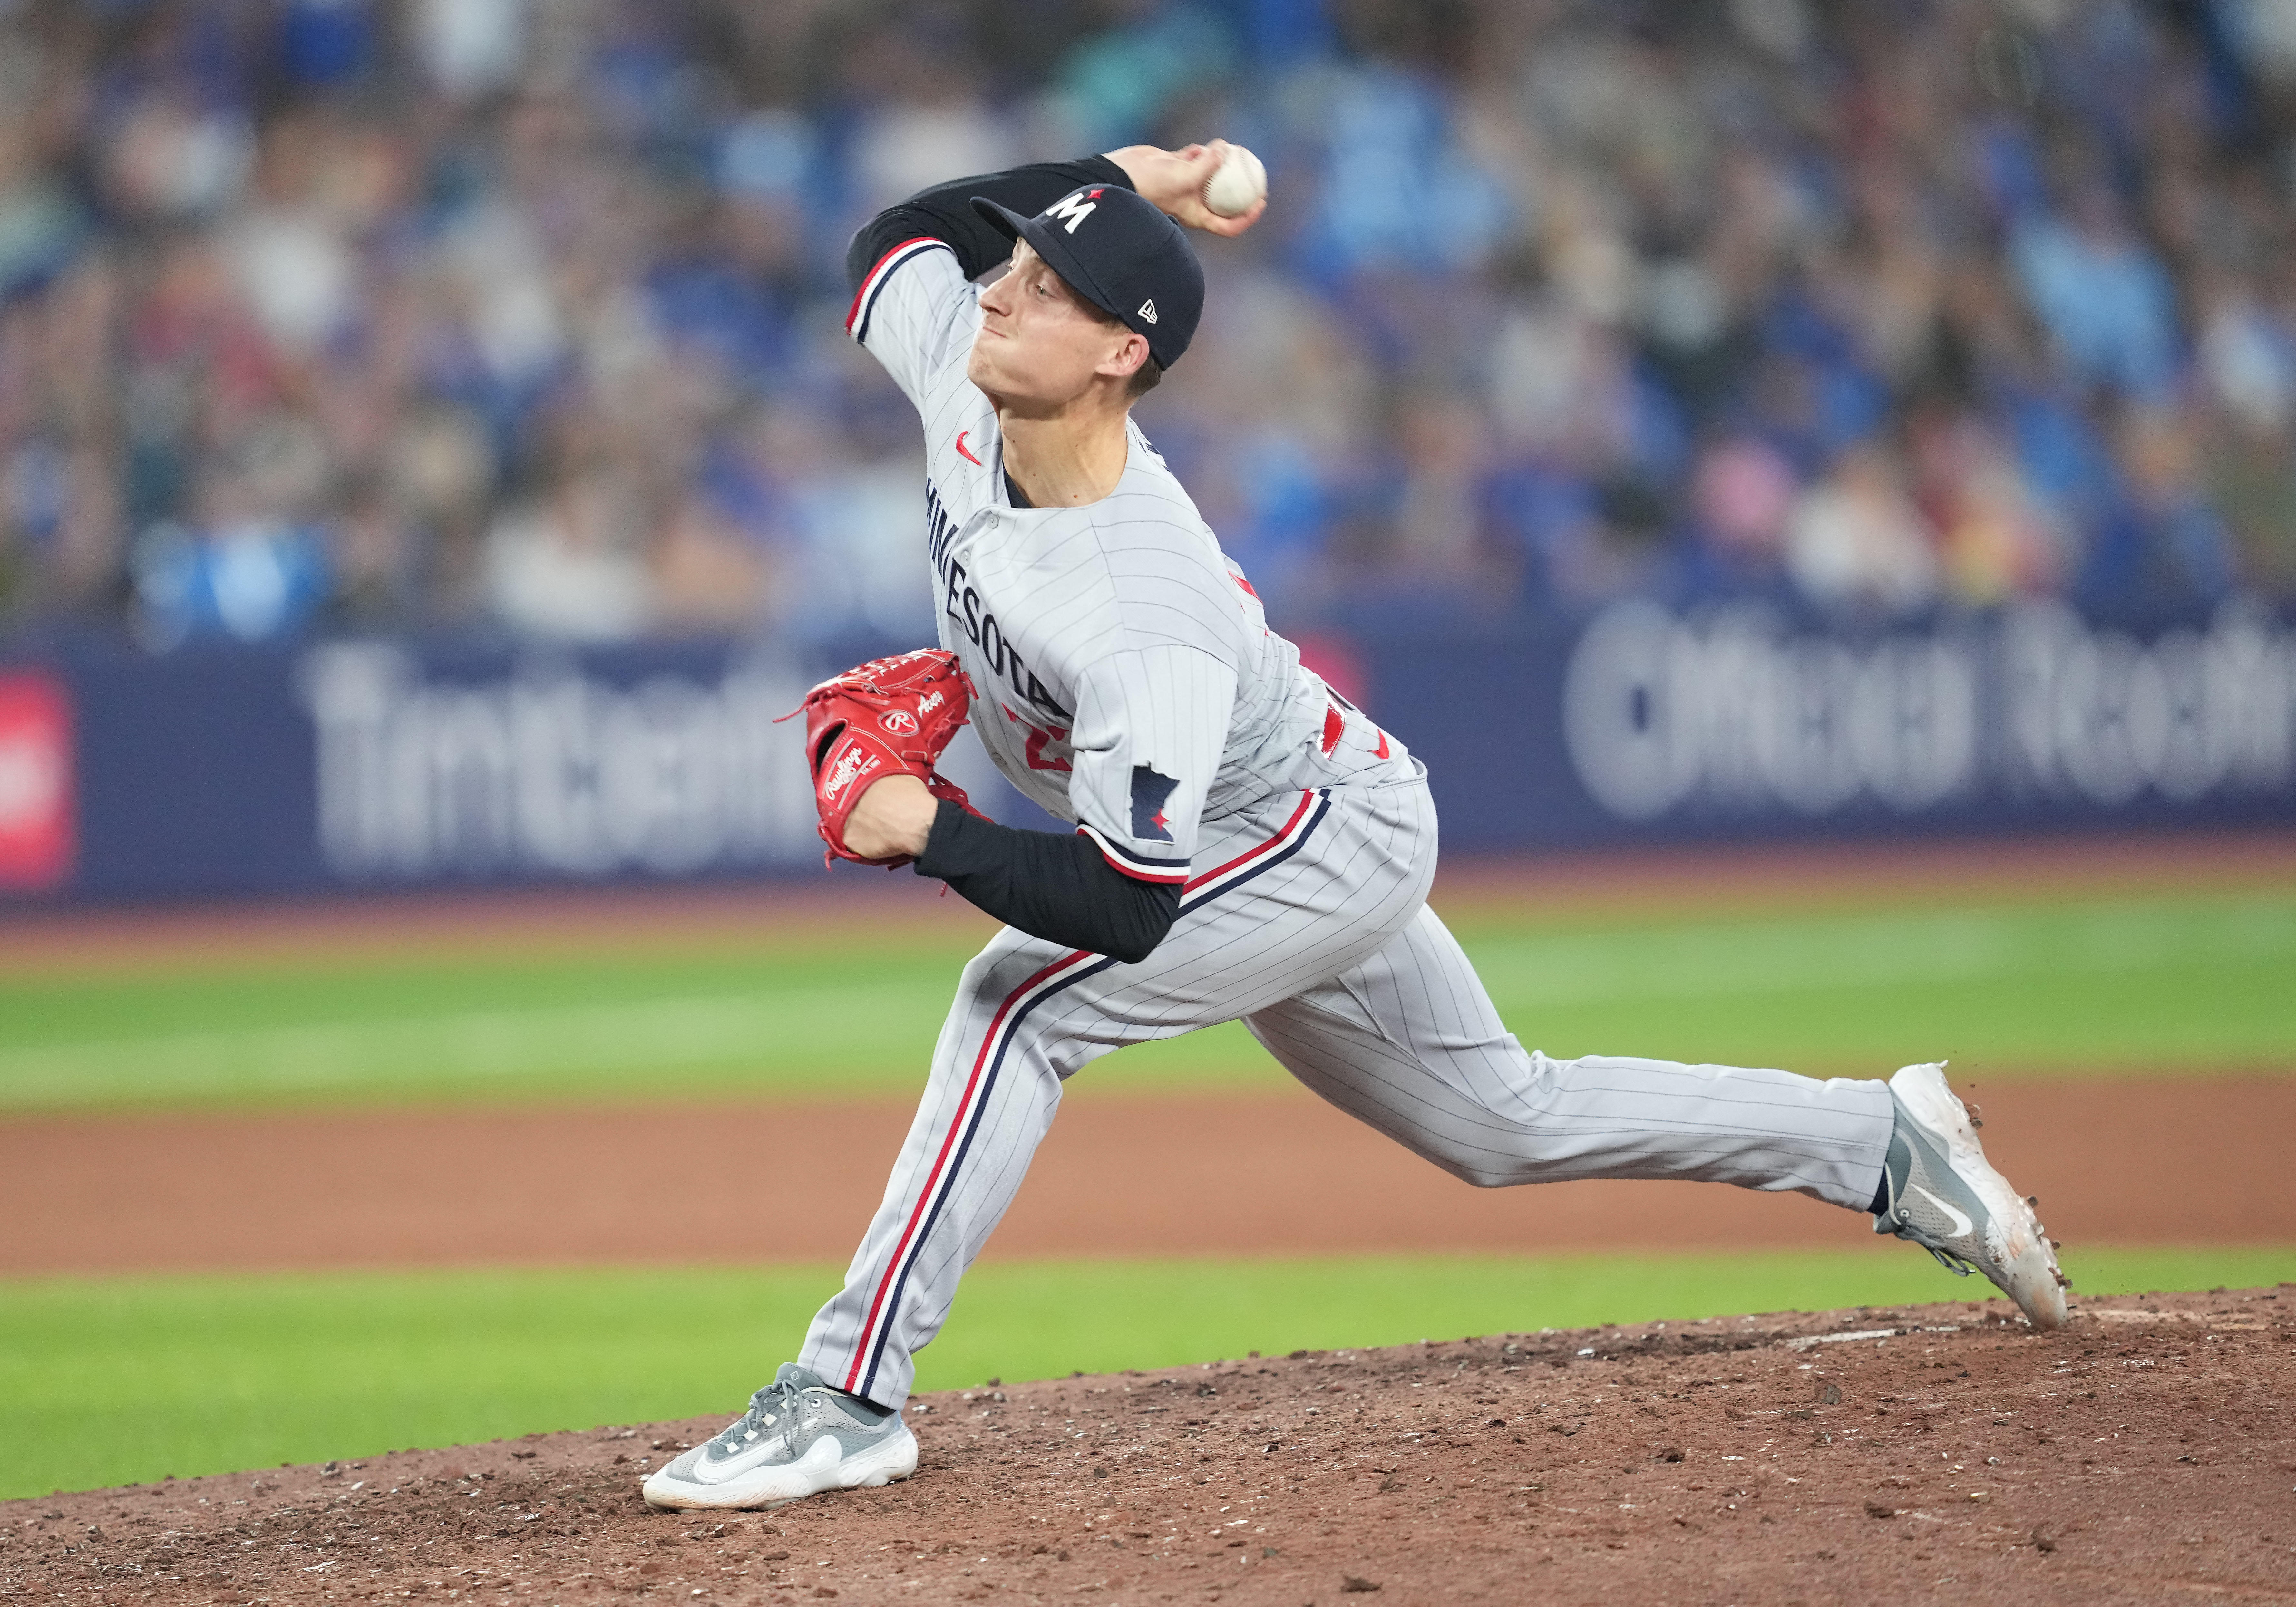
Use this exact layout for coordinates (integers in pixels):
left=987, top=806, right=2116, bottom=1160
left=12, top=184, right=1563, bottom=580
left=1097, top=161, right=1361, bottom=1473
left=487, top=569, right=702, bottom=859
left=965, top=343, right=1007, bottom=392
left=968, top=355, right=1047, bottom=410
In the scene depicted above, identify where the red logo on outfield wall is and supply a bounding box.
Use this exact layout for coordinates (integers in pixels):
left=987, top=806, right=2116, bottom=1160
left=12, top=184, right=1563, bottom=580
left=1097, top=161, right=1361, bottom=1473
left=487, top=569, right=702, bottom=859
left=0, top=673, right=73, bottom=890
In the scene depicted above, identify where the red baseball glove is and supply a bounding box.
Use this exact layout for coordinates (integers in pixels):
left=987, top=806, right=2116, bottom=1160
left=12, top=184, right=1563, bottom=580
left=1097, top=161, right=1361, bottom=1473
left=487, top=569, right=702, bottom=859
left=785, top=648, right=981, bottom=868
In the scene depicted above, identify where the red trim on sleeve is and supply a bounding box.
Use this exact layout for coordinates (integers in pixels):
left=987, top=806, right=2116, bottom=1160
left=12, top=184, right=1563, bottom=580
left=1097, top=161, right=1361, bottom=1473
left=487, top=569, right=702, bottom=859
left=1077, top=824, right=1189, bottom=885
left=844, top=236, right=946, bottom=334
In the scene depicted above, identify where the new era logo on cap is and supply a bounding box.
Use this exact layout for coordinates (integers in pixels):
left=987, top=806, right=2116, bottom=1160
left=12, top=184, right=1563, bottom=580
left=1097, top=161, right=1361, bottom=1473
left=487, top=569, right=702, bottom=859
left=1137, top=300, right=1157, bottom=323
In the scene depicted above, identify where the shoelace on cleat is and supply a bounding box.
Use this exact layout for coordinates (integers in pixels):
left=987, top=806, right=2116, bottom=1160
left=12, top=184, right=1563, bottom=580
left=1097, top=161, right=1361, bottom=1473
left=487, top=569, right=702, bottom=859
left=714, top=1376, right=814, bottom=1461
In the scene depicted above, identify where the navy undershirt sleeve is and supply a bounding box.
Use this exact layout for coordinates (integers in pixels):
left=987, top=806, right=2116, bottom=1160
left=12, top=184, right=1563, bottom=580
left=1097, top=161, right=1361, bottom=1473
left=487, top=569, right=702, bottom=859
left=915, top=801, right=1180, bottom=964
left=846, top=156, right=1134, bottom=291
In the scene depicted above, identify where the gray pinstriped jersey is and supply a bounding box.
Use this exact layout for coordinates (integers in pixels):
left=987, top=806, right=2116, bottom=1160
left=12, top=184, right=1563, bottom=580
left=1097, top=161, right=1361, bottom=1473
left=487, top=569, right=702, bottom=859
left=848, top=238, right=1403, bottom=884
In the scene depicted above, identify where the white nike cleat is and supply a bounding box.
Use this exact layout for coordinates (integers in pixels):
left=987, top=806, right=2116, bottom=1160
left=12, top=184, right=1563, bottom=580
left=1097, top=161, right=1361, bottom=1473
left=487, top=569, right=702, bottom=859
left=1874, top=1062, right=2069, bottom=1330
left=641, top=1364, right=919, bottom=1511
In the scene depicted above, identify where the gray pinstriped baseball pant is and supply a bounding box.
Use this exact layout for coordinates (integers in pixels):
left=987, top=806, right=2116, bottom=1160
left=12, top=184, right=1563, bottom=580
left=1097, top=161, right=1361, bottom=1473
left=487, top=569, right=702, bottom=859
left=800, top=768, right=1897, bottom=1407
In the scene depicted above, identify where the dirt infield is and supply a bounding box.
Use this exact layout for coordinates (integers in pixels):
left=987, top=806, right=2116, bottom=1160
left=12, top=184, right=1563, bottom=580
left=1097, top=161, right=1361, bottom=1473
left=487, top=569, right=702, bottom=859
left=3, top=1073, right=2290, bottom=1276
left=6, top=1289, right=2291, bottom=1606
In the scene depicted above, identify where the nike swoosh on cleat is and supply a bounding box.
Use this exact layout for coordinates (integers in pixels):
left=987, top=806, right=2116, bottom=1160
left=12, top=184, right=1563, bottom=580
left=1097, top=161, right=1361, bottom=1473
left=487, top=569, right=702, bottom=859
left=1909, top=1184, right=1975, bottom=1240
left=690, top=1435, right=837, bottom=1489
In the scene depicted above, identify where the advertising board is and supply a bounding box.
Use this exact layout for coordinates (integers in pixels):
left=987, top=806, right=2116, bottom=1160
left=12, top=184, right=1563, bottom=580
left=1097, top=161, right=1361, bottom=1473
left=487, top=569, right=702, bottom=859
left=6, top=599, right=2291, bottom=903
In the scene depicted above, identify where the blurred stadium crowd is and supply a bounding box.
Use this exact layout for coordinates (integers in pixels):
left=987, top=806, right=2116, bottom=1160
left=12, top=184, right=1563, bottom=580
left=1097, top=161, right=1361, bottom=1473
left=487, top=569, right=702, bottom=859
left=3, top=0, right=2296, bottom=653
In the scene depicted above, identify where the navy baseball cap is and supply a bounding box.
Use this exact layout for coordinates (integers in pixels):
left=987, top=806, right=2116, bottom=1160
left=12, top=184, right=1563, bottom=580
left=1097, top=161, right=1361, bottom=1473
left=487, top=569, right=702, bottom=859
left=971, top=184, right=1203, bottom=369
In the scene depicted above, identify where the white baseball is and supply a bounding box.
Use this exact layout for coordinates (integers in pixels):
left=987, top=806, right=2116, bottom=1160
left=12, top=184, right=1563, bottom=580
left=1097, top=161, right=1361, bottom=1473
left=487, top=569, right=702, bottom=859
left=1202, top=143, right=1266, bottom=218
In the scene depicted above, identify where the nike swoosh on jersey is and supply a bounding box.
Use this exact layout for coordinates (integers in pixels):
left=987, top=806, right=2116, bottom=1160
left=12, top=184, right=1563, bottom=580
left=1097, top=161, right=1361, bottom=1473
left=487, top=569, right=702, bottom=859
left=1910, top=1184, right=1975, bottom=1240
left=956, top=430, right=982, bottom=466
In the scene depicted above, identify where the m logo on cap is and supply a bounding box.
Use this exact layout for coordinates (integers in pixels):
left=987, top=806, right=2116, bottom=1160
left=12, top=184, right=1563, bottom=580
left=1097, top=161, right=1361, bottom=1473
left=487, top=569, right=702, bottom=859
left=1046, top=189, right=1099, bottom=234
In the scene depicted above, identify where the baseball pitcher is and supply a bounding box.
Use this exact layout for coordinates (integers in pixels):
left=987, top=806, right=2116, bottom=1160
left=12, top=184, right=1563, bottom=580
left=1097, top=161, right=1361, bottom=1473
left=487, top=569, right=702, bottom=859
left=641, top=142, right=2067, bottom=1512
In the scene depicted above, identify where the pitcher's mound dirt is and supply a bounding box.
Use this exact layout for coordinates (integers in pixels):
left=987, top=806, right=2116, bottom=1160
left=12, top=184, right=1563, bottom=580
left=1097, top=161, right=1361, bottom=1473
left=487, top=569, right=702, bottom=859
left=9, top=1290, right=2294, bottom=1606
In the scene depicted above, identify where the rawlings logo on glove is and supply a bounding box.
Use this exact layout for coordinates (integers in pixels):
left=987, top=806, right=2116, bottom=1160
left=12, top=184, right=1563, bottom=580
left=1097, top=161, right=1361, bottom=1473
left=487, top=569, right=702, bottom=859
left=821, top=746, right=881, bottom=804
left=782, top=648, right=983, bottom=869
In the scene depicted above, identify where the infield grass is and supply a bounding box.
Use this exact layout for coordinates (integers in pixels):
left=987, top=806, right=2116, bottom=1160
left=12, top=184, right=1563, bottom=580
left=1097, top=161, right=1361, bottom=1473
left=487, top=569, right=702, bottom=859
left=4, top=1245, right=2290, bottom=1502
left=2, top=887, right=2292, bottom=1109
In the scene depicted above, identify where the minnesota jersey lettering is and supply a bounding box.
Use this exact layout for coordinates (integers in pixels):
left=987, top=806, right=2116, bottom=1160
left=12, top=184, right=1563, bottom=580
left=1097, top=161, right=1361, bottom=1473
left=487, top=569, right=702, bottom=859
left=927, top=478, right=1069, bottom=722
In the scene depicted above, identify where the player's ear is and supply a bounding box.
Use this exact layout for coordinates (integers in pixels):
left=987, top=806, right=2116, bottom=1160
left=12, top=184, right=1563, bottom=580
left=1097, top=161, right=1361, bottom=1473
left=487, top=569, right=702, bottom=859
left=1100, top=329, right=1151, bottom=384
